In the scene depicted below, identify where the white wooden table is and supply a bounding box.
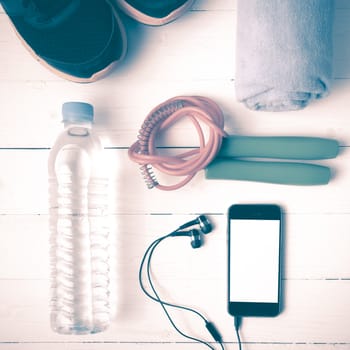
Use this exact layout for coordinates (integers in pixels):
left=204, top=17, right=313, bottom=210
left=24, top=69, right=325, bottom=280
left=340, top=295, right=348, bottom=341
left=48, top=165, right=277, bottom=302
left=1, top=1, right=350, bottom=349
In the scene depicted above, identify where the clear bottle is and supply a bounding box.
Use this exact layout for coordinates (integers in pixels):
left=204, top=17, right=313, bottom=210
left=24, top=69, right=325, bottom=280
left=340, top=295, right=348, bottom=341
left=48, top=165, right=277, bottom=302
left=48, top=102, right=110, bottom=334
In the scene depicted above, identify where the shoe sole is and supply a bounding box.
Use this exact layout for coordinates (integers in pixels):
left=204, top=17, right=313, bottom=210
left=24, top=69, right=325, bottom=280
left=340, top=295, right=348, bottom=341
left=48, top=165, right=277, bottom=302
left=6, top=2, right=127, bottom=83
left=114, top=0, right=195, bottom=25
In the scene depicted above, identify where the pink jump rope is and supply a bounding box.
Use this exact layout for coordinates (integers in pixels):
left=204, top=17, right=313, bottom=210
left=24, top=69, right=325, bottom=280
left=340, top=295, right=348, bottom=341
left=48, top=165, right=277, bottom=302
left=128, top=96, right=339, bottom=190
left=128, top=96, right=227, bottom=190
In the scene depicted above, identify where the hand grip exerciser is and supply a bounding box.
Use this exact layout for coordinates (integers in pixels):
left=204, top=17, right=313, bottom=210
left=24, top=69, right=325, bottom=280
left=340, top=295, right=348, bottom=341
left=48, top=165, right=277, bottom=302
left=205, top=136, right=339, bottom=185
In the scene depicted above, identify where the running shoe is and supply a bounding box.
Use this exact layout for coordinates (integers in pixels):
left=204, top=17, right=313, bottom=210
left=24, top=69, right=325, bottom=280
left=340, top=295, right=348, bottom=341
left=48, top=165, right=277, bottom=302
left=1, top=0, right=127, bottom=82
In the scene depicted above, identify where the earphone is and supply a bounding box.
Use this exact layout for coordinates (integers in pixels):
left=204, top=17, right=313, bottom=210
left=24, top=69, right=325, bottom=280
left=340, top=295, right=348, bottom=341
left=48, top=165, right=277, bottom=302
left=139, top=215, right=224, bottom=350
left=171, top=214, right=213, bottom=249
left=171, top=229, right=202, bottom=248
left=177, top=214, right=213, bottom=234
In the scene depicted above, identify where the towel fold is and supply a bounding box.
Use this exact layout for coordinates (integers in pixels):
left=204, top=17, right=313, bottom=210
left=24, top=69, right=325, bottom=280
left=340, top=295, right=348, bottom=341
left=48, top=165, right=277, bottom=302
left=235, top=0, right=334, bottom=112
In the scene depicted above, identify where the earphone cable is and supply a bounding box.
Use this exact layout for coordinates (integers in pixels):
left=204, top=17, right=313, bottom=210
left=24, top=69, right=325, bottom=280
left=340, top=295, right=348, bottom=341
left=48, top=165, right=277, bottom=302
left=139, top=231, right=211, bottom=323
left=139, top=232, right=224, bottom=350
left=139, top=235, right=215, bottom=349
left=234, top=316, right=242, bottom=350
left=145, top=237, right=216, bottom=349
left=139, top=237, right=208, bottom=322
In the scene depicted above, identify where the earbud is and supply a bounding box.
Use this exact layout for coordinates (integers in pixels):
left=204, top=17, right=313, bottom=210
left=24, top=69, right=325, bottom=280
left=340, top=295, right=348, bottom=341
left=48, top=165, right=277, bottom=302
left=171, top=229, right=203, bottom=249
left=170, top=215, right=212, bottom=249
left=190, top=229, right=202, bottom=249
left=177, top=215, right=212, bottom=234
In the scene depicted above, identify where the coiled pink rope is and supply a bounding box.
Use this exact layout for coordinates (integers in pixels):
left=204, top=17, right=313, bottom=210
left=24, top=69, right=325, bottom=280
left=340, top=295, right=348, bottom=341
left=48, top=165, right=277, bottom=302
left=128, top=96, right=227, bottom=191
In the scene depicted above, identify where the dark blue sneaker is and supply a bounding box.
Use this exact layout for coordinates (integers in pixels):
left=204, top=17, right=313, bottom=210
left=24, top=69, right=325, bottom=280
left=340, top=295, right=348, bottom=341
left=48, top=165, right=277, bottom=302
left=1, top=0, right=127, bottom=82
left=114, top=0, right=195, bottom=25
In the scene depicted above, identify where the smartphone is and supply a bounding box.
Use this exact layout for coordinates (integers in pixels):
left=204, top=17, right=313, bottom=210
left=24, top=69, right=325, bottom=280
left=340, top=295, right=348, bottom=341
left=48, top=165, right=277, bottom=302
left=228, top=204, right=282, bottom=317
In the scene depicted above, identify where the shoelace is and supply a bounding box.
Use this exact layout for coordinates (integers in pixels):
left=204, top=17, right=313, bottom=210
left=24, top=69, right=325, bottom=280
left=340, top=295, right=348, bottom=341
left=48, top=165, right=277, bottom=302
left=128, top=96, right=227, bottom=191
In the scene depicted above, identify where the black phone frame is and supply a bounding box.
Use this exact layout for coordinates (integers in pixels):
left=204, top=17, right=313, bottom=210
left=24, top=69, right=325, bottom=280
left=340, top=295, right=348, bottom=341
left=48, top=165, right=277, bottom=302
left=227, top=203, right=283, bottom=317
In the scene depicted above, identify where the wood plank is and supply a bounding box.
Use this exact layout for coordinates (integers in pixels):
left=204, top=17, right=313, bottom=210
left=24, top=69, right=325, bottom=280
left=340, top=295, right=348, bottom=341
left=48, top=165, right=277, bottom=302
left=1, top=2, right=348, bottom=84
left=0, top=6, right=348, bottom=83
left=0, top=279, right=349, bottom=344
left=0, top=7, right=349, bottom=147
left=2, top=78, right=350, bottom=148
left=0, top=344, right=349, bottom=350
left=0, top=148, right=347, bottom=215
left=193, top=1, right=235, bottom=11
left=1, top=213, right=350, bottom=281
left=0, top=8, right=235, bottom=82
left=0, top=6, right=349, bottom=147
left=0, top=76, right=349, bottom=146
left=0, top=2, right=350, bottom=350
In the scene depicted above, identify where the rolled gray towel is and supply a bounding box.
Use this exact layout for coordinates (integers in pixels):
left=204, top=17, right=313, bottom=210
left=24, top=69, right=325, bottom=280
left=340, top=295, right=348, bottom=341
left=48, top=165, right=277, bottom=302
left=235, top=0, right=334, bottom=111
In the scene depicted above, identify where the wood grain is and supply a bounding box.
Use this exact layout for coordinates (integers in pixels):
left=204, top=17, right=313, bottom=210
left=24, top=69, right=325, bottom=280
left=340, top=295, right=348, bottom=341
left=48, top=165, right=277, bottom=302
left=0, top=0, right=349, bottom=349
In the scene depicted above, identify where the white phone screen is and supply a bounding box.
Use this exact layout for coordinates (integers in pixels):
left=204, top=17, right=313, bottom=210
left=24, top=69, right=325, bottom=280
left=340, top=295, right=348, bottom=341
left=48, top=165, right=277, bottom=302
left=229, top=219, right=280, bottom=303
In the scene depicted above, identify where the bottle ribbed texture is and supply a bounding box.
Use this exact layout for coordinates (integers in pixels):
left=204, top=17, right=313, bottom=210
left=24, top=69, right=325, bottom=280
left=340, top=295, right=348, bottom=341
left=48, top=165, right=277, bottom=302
left=48, top=120, right=110, bottom=334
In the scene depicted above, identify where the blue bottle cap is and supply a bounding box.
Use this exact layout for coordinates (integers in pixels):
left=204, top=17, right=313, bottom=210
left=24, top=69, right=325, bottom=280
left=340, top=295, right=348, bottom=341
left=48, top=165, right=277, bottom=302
left=62, top=102, right=94, bottom=123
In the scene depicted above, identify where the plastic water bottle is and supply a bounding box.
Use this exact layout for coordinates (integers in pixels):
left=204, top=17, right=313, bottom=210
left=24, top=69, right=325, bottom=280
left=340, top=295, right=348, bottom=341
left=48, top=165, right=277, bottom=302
left=48, top=102, right=110, bottom=334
